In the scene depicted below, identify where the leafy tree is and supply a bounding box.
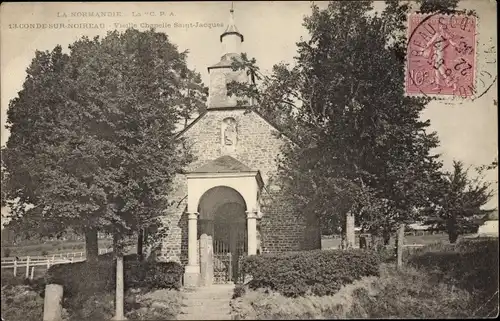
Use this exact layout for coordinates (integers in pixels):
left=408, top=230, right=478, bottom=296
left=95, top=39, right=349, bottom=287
left=2, top=29, right=204, bottom=260
left=434, top=160, right=497, bottom=243
left=177, top=68, right=208, bottom=128
left=228, top=0, right=468, bottom=245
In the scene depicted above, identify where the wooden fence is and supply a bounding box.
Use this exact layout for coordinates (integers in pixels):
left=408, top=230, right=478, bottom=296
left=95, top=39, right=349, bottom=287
left=1, top=248, right=113, bottom=279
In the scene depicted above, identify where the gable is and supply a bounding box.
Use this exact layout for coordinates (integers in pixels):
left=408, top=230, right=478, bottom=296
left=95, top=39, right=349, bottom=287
left=191, top=155, right=253, bottom=173
left=176, top=107, right=290, bottom=142
left=176, top=107, right=291, bottom=182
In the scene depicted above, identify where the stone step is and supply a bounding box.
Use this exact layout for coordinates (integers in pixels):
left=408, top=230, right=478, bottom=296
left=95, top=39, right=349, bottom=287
left=179, top=285, right=235, bottom=320
left=183, top=296, right=233, bottom=300
left=179, top=313, right=232, bottom=318
left=177, top=314, right=231, bottom=320
left=184, top=298, right=230, bottom=305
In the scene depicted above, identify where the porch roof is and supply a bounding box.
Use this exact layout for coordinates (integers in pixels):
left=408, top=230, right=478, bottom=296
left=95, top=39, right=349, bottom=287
left=191, top=155, right=253, bottom=173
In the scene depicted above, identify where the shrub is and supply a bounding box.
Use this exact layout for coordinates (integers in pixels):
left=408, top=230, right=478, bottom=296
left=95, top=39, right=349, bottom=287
left=1, top=285, right=45, bottom=321
left=126, top=289, right=183, bottom=320
left=344, top=264, right=474, bottom=318
left=230, top=264, right=475, bottom=319
left=46, top=255, right=184, bottom=298
left=233, top=284, right=246, bottom=299
left=1, top=270, right=46, bottom=295
left=407, top=238, right=499, bottom=317
left=64, top=292, right=115, bottom=321
left=241, top=249, right=380, bottom=297
left=4, top=248, right=11, bottom=257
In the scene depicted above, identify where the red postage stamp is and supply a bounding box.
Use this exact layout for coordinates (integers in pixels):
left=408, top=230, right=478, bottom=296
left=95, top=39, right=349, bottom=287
left=406, top=13, right=477, bottom=98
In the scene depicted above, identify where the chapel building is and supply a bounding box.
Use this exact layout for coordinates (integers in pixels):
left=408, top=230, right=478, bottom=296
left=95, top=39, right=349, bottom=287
left=159, top=8, right=321, bottom=287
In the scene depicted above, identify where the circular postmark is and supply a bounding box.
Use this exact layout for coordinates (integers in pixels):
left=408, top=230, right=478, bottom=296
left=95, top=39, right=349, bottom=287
left=406, top=11, right=497, bottom=101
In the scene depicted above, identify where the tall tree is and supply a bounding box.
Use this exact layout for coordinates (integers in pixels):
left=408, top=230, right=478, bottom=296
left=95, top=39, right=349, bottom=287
left=177, top=68, right=208, bottom=129
left=228, top=0, right=466, bottom=242
left=2, top=29, right=204, bottom=260
left=434, top=160, right=497, bottom=243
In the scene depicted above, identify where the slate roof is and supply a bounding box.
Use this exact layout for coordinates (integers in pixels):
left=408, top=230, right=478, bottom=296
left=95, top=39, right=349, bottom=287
left=191, top=155, right=253, bottom=173
left=208, top=53, right=242, bottom=70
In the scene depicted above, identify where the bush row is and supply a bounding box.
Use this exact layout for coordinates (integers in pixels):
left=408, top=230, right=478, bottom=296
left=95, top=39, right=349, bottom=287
left=241, top=249, right=380, bottom=297
left=46, top=254, right=184, bottom=297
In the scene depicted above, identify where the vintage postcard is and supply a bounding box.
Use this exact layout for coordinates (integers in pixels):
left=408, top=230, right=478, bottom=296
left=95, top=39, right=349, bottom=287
left=1, top=1, right=498, bottom=320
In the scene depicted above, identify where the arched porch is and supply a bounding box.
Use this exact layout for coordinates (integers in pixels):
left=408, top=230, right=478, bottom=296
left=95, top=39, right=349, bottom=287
left=182, top=156, right=263, bottom=287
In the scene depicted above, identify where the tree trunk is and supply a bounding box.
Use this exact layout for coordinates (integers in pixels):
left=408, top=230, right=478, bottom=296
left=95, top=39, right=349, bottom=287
left=85, top=229, right=99, bottom=263
left=340, top=229, right=346, bottom=250
left=137, top=229, right=144, bottom=261
left=448, top=229, right=459, bottom=243
left=382, top=229, right=391, bottom=245
left=447, top=218, right=459, bottom=243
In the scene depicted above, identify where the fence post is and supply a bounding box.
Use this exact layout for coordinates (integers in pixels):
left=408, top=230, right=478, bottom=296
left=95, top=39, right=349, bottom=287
left=30, top=266, right=35, bottom=280
left=397, top=224, right=405, bottom=269
left=26, top=256, right=31, bottom=279
left=47, top=258, right=51, bottom=269
left=228, top=253, right=232, bottom=283
left=13, top=259, right=18, bottom=276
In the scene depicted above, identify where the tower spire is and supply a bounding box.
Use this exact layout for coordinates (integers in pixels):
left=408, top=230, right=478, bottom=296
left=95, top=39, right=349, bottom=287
left=220, top=3, right=244, bottom=43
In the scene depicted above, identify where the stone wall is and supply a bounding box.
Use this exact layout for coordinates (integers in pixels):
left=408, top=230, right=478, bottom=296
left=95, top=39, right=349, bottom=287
left=159, top=108, right=321, bottom=263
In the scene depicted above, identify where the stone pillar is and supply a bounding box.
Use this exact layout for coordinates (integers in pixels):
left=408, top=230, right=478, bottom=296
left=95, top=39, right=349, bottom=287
left=345, top=212, right=355, bottom=249
left=246, top=211, right=257, bottom=255
left=43, top=284, right=63, bottom=321
left=184, top=212, right=200, bottom=287
left=199, top=234, right=213, bottom=286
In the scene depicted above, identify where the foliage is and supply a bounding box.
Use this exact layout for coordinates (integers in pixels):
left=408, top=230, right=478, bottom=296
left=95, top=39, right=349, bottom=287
left=231, top=264, right=477, bottom=319
left=233, top=283, right=247, bottom=299
left=343, top=264, right=474, bottom=318
left=1, top=285, right=45, bottom=321
left=227, top=0, right=465, bottom=239
left=1, top=271, right=46, bottom=294
left=430, top=160, right=497, bottom=243
left=62, top=288, right=182, bottom=321
left=45, top=255, right=184, bottom=297
left=125, top=289, right=183, bottom=320
left=1, top=28, right=204, bottom=250
left=407, top=238, right=499, bottom=316
left=241, top=249, right=380, bottom=297
left=65, top=292, right=115, bottom=321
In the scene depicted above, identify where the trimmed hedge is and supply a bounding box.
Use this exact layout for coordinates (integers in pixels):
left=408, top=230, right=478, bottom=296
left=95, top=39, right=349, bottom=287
left=46, top=255, right=183, bottom=297
left=241, top=249, right=380, bottom=297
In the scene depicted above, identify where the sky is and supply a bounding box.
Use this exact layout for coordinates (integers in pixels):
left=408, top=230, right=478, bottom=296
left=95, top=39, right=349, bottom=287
left=0, top=1, right=498, bottom=209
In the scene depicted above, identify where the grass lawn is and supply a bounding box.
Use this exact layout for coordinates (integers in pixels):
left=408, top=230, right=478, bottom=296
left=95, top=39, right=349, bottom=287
left=1, top=239, right=138, bottom=258
left=320, top=232, right=470, bottom=249
left=1, top=239, right=114, bottom=258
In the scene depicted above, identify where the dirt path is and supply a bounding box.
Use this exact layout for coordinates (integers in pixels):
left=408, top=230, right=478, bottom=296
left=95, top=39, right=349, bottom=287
left=177, top=284, right=235, bottom=320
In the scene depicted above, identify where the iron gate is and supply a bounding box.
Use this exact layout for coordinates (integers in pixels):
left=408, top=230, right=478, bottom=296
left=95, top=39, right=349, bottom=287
left=213, top=234, right=247, bottom=284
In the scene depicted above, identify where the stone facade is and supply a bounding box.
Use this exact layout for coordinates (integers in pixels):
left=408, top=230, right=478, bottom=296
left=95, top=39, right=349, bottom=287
left=159, top=108, right=321, bottom=263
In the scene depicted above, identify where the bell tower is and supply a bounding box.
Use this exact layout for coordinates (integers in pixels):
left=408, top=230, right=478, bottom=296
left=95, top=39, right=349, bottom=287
left=207, top=5, right=249, bottom=109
